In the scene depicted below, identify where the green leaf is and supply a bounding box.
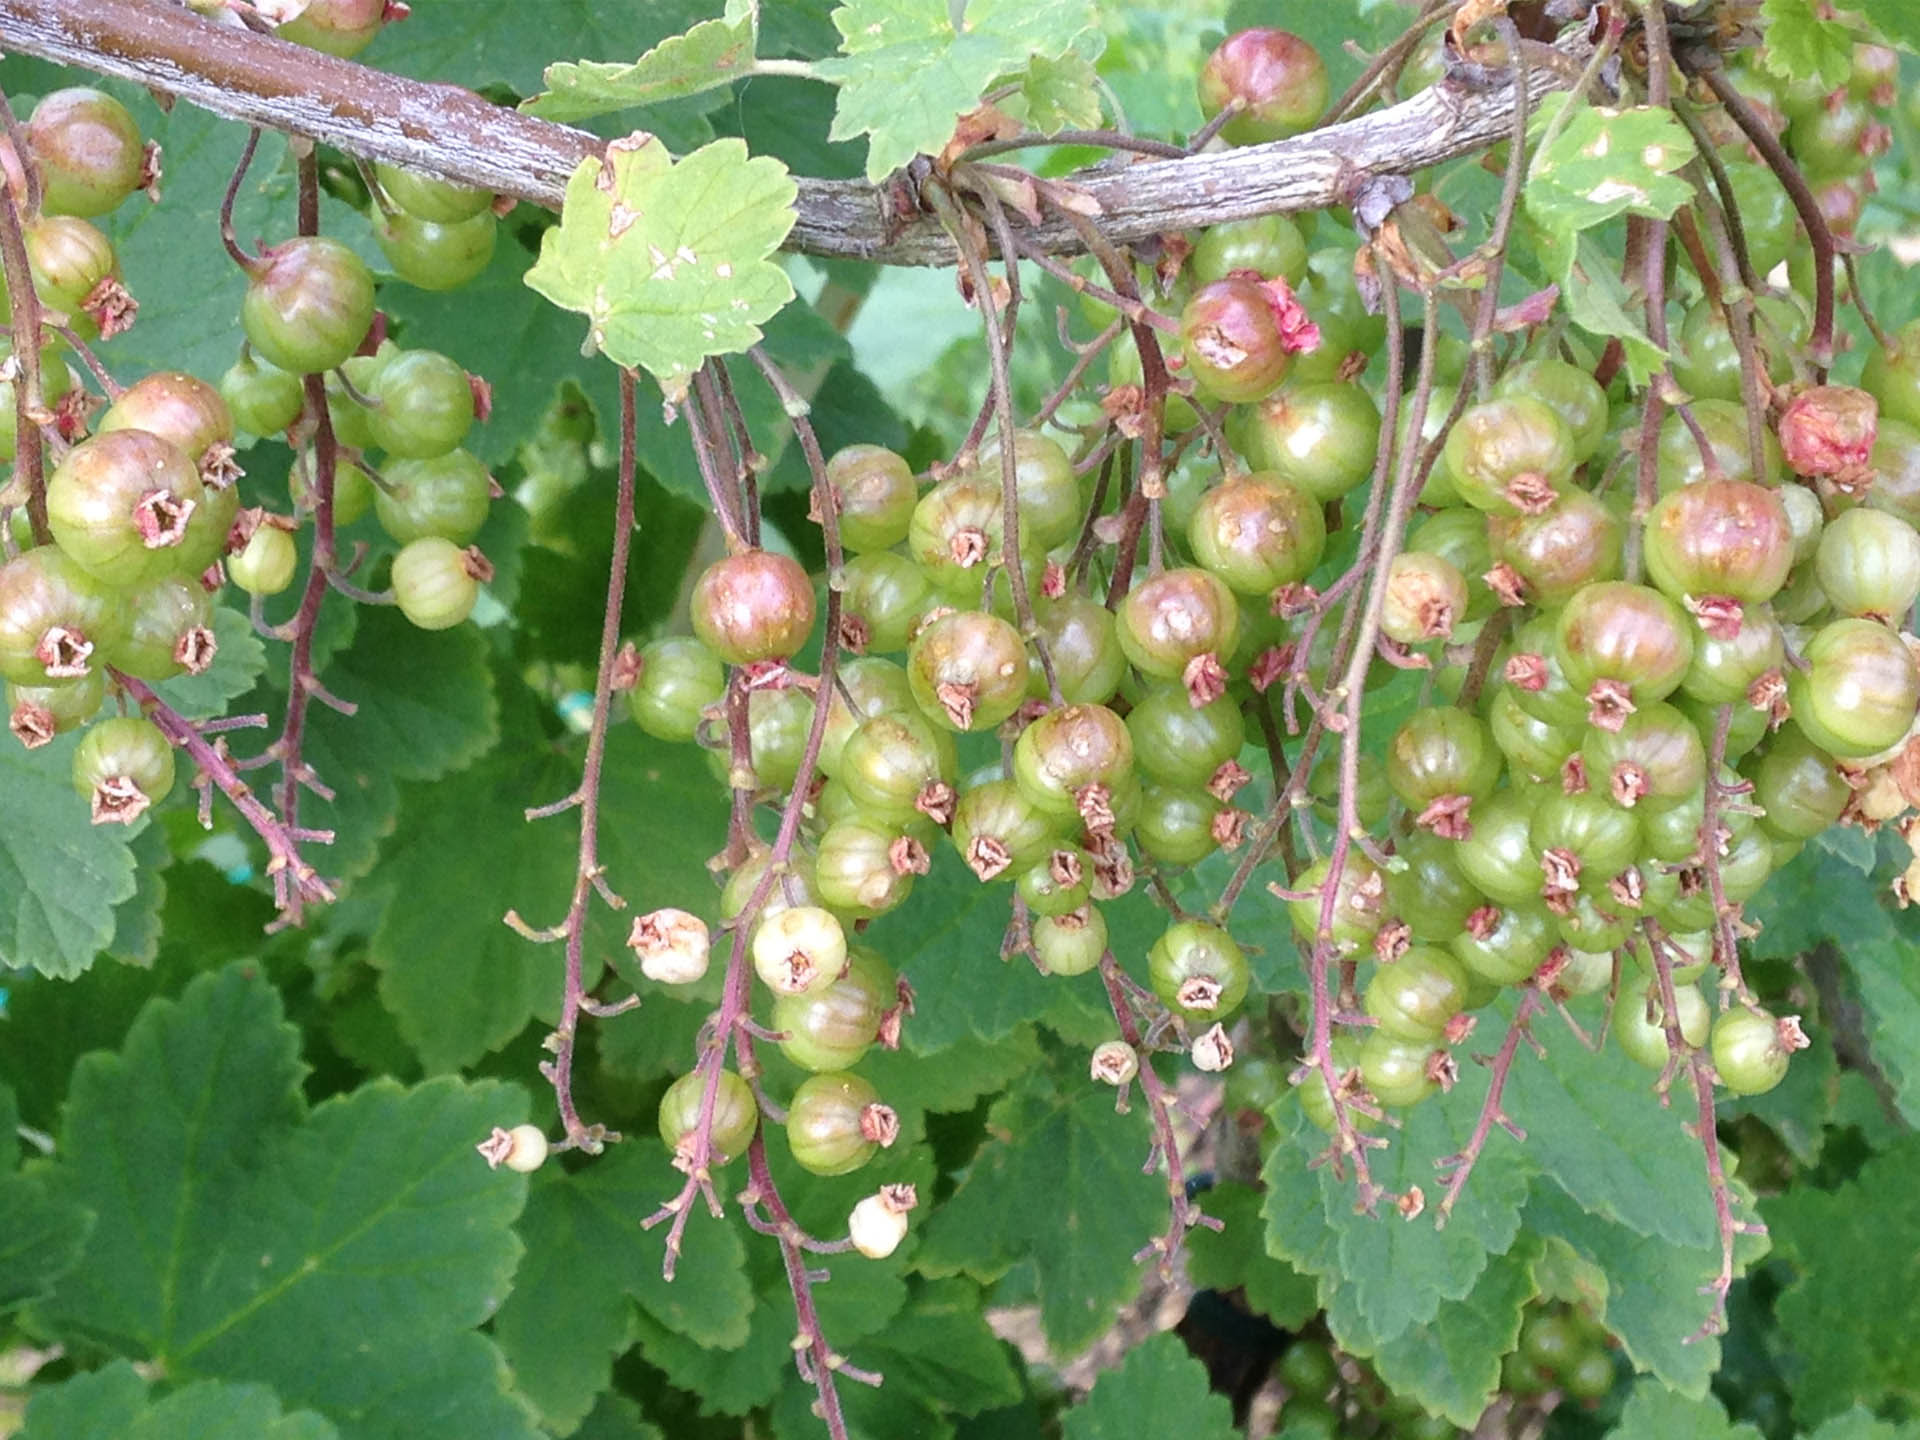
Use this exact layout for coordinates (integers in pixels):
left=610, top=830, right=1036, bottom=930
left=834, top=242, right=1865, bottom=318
left=1261, top=1069, right=1534, bottom=1349
left=1348, top=1237, right=1541, bottom=1428
left=1749, top=847, right=1920, bottom=1126
left=1061, top=1331, right=1236, bottom=1440
left=628, top=1232, right=907, bottom=1418
left=33, top=966, right=538, bottom=1440
left=297, top=606, right=500, bottom=882
left=0, top=1170, right=92, bottom=1314
left=916, top=1052, right=1164, bottom=1355
left=21, top=1361, right=339, bottom=1440
left=525, top=0, right=762, bottom=122
left=1017, top=50, right=1102, bottom=134
left=574, top=1395, right=665, bottom=1440
left=0, top=732, right=141, bottom=979
left=1539, top=229, right=1666, bottom=387
left=492, top=1141, right=753, bottom=1433
left=1807, top=1408, right=1920, bottom=1440
left=1607, top=1379, right=1764, bottom=1440
left=1185, top=1181, right=1319, bottom=1330
left=860, top=1024, right=1047, bottom=1114
left=1856, top=0, right=1920, bottom=50
left=1760, top=0, right=1858, bottom=91
left=817, top=0, right=1100, bottom=181
left=525, top=136, right=797, bottom=401
left=151, top=608, right=268, bottom=720
left=1526, top=1182, right=1757, bottom=1395
left=1764, top=1133, right=1920, bottom=1423
left=1525, top=99, right=1698, bottom=232
left=1499, top=995, right=1723, bottom=1248
left=770, top=1276, right=1023, bottom=1440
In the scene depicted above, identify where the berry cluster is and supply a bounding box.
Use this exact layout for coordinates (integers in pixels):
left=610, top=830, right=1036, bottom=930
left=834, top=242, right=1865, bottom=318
left=1, top=83, right=496, bottom=830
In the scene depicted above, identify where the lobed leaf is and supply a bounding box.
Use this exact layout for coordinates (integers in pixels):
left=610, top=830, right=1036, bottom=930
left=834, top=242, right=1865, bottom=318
left=1061, top=1331, right=1237, bottom=1440
left=525, top=0, right=762, bottom=123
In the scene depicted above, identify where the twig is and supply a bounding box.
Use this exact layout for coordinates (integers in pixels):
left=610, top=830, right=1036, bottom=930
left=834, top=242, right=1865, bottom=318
left=0, top=103, right=50, bottom=547
left=1434, top=985, right=1544, bottom=1223
left=523, top=368, right=640, bottom=1154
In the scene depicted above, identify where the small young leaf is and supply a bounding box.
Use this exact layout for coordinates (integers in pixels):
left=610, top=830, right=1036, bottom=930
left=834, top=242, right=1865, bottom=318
left=1760, top=0, right=1857, bottom=92
left=1017, top=50, right=1103, bottom=135
left=525, top=136, right=797, bottom=401
left=524, top=0, right=762, bottom=123
left=816, top=0, right=1101, bottom=181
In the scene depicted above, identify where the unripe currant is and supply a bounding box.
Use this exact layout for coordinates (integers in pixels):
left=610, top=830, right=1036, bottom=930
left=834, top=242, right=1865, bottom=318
left=1089, top=1039, right=1139, bottom=1086
left=1197, top=28, right=1329, bottom=145
left=72, top=714, right=175, bottom=825
left=25, top=88, right=146, bottom=219
left=1148, top=920, right=1250, bottom=1022
left=626, top=907, right=711, bottom=985
left=98, top=372, right=237, bottom=482
left=907, top=609, right=1028, bottom=732
left=786, top=1071, right=897, bottom=1177
left=477, top=1123, right=550, bottom=1173
left=0, top=546, right=123, bottom=685
left=241, top=237, right=376, bottom=375
left=391, top=538, right=489, bottom=631
left=1033, top=903, right=1108, bottom=976
left=374, top=449, right=494, bottom=545
left=824, top=443, right=917, bottom=553
left=627, top=636, right=726, bottom=743
left=372, top=207, right=498, bottom=292
left=773, top=944, right=897, bottom=1072
left=47, top=429, right=205, bottom=586
left=275, top=0, right=387, bottom=56
left=228, top=520, right=299, bottom=597
left=374, top=163, right=494, bottom=224
left=1190, top=1023, right=1235, bottom=1072
left=690, top=551, right=815, bottom=666
left=657, top=1068, right=758, bottom=1166
left=751, top=905, right=848, bottom=996
left=1711, top=1008, right=1808, bottom=1096
left=364, top=349, right=477, bottom=459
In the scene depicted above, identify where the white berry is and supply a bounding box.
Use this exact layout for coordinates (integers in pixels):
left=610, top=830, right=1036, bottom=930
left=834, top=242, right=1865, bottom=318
left=1190, top=1023, right=1235, bottom=1072
left=627, top=907, right=710, bottom=985
left=848, top=1183, right=917, bottom=1259
left=1090, top=1040, right=1139, bottom=1086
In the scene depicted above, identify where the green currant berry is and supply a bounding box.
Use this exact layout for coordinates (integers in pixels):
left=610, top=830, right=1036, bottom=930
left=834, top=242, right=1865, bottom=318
left=1187, top=471, right=1325, bottom=595
left=1033, top=903, right=1108, bottom=975
left=103, top=573, right=215, bottom=681
left=907, top=609, right=1028, bottom=732
left=786, top=1071, right=895, bottom=1176
left=1616, top=977, right=1709, bottom=1069
left=17, top=214, right=126, bottom=339
left=0, top=546, right=122, bottom=685
left=751, top=904, right=848, bottom=996
left=26, top=88, right=144, bottom=219
left=72, top=714, right=174, bottom=824
left=364, top=349, right=476, bottom=459
left=1135, top=781, right=1222, bottom=866
left=1712, top=1006, right=1801, bottom=1095
left=973, top=429, right=1082, bottom=549
left=1656, top=398, right=1784, bottom=493
left=1555, top=582, right=1695, bottom=719
left=326, top=344, right=395, bottom=450
left=815, top=817, right=920, bottom=917
left=220, top=351, right=305, bottom=437
left=1493, top=355, right=1609, bottom=462
left=1454, top=789, right=1547, bottom=907
left=838, top=551, right=935, bottom=655
left=371, top=206, right=497, bottom=291
left=627, top=636, right=725, bottom=743
left=1031, top=593, right=1127, bottom=704
left=0, top=339, right=74, bottom=464
left=950, top=776, right=1062, bottom=880
left=1116, top=567, right=1239, bottom=682
left=391, top=537, right=486, bottom=630
left=824, top=444, right=916, bottom=554
left=7, top=669, right=105, bottom=748
left=228, top=521, right=299, bottom=597
left=1288, top=852, right=1386, bottom=953
left=690, top=550, right=815, bottom=666
left=1128, top=683, right=1245, bottom=789
left=1750, top=726, right=1850, bottom=839
left=657, top=1068, right=758, bottom=1164
left=1016, top=847, right=1091, bottom=916
left=47, top=429, right=205, bottom=586
left=1644, top=480, right=1794, bottom=607
left=374, top=448, right=492, bottom=546
left=1386, top=707, right=1501, bottom=818
left=1198, top=28, right=1328, bottom=145
left=1786, top=617, right=1920, bottom=758
left=1580, top=700, right=1707, bottom=810
left=1388, top=830, right=1487, bottom=942
left=1442, top=396, right=1576, bottom=517
left=840, top=710, right=957, bottom=823
left=1191, top=213, right=1309, bottom=286
left=1012, top=703, right=1134, bottom=820
left=241, top=236, right=376, bottom=375
left=1364, top=945, right=1471, bottom=1042
left=98, top=371, right=236, bottom=475
left=773, top=944, right=896, bottom=1072
left=1487, top=489, right=1625, bottom=606
left=1230, top=381, right=1381, bottom=502
left=817, top=656, right=917, bottom=775
left=1450, top=901, right=1556, bottom=986
left=373, top=162, right=493, bottom=223
left=1360, top=1030, right=1442, bottom=1107
left=1148, top=920, right=1250, bottom=1021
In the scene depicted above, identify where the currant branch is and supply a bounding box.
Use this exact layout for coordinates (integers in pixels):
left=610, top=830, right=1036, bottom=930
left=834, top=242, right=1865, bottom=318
left=1434, top=984, right=1546, bottom=1225
left=0, top=97, right=53, bottom=547
left=0, top=0, right=1585, bottom=268
left=512, top=367, right=642, bottom=1155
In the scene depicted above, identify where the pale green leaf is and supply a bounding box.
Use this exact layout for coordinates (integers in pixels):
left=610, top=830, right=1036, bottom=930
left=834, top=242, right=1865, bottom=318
left=1062, top=1331, right=1236, bottom=1440
left=33, top=966, right=538, bottom=1440
left=1607, top=1379, right=1763, bottom=1440
left=1807, top=1408, right=1920, bottom=1440
left=1760, top=0, right=1858, bottom=91
left=1539, top=229, right=1666, bottom=386
left=0, top=732, right=141, bottom=979
left=916, top=1054, right=1164, bottom=1354
left=1346, top=1237, right=1541, bottom=1428
left=21, top=1362, right=339, bottom=1440
left=1018, top=50, right=1102, bottom=134
left=525, top=136, right=797, bottom=400
left=1764, top=1134, right=1920, bottom=1423
left=526, top=1, right=762, bottom=123
left=817, top=0, right=1100, bottom=180
left=1525, top=99, right=1698, bottom=232
left=492, top=1142, right=753, bottom=1433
